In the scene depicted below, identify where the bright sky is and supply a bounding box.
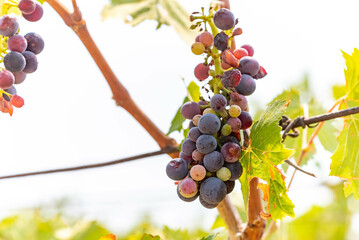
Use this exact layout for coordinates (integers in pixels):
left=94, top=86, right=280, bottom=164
left=1, top=0, right=359, bottom=235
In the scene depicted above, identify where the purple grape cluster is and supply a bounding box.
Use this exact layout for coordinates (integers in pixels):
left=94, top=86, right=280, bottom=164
left=0, top=0, right=44, bottom=104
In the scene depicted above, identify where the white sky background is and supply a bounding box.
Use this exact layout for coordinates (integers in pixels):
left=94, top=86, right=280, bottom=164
left=0, top=0, right=359, bottom=235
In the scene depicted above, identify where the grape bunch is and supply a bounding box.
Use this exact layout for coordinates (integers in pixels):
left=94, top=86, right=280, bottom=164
left=0, top=0, right=44, bottom=114
left=166, top=7, right=266, bottom=208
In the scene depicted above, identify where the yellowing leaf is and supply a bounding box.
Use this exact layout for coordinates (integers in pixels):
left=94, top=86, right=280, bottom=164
left=241, top=99, right=295, bottom=220
left=344, top=179, right=359, bottom=199
left=258, top=182, right=269, bottom=202
left=99, top=233, right=116, bottom=240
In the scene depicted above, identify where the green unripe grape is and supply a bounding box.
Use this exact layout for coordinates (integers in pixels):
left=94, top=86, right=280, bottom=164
left=229, top=105, right=242, bottom=118
left=191, top=42, right=205, bottom=55
left=216, top=167, right=231, bottom=181
left=209, top=69, right=216, bottom=77
left=203, top=108, right=216, bottom=115
left=221, top=124, right=232, bottom=136
left=219, top=109, right=228, bottom=118
left=192, top=114, right=202, bottom=126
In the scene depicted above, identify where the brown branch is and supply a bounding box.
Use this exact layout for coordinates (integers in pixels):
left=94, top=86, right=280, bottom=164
left=217, top=196, right=243, bottom=240
left=241, top=177, right=266, bottom=240
left=0, top=147, right=179, bottom=180
left=284, top=160, right=316, bottom=178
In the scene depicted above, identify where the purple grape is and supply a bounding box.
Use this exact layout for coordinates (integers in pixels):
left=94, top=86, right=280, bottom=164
left=200, top=177, right=227, bottom=204
left=214, top=32, right=229, bottom=51
left=219, top=135, right=240, bottom=146
left=188, top=127, right=202, bottom=142
left=239, top=111, right=253, bottom=129
left=189, top=120, right=195, bottom=129
left=0, top=15, right=19, bottom=37
left=241, top=44, right=254, bottom=56
left=13, top=71, right=27, bottom=84
left=254, top=66, right=267, bottom=79
left=4, top=52, right=26, bottom=72
left=22, top=51, right=38, bottom=73
left=0, top=70, right=14, bottom=89
left=24, top=33, right=44, bottom=55
left=2, top=85, right=16, bottom=101
left=210, top=94, right=227, bottom=112
left=199, top=195, right=218, bottom=209
left=19, top=0, right=36, bottom=14
left=203, top=151, right=224, bottom=172
left=229, top=92, right=249, bottom=111
left=227, top=117, right=242, bottom=132
left=221, top=69, right=241, bottom=88
left=235, top=74, right=256, bottom=96
left=238, top=56, right=260, bottom=76
left=177, top=185, right=198, bottom=202
left=192, top=149, right=204, bottom=161
left=213, top=9, right=235, bottom=30
left=181, top=101, right=201, bottom=119
left=196, top=135, right=217, bottom=154
left=224, top=161, right=243, bottom=181
left=198, top=113, right=221, bottom=134
left=224, top=180, right=235, bottom=193
left=166, top=158, right=188, bottom=180
left=221, top=142, right=241, bottom=163
left=23, top=2, right=43, bottom=22
left=8, top=35, right=27, bottom=53
left=181, top=138, right=196, bottom=155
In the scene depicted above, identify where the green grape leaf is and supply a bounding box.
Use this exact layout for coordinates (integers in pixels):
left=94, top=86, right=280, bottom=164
left=141, top=234, right=161, bottom=240
left=332, top=84, right=347, bottom=100
left=102, top=0, right=196, bottom=44
left=200, top=233, right=217, bottom=240
left=239, top=169, right=249, bottom=207
left=341, top=48, right=359, bottom=99
left=344, top=179, right=359, bottom=199
left=167, top=97, right=188, bottom=135
left=241, top=99, right=295, bottom=220
left=36, top=0, right=45, bottom=4
left=187, top=81, right=200, bottom=102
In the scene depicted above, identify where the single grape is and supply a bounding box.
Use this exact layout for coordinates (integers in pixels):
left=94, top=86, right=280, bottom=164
left=203, top=108, right=216, bottom=115
left=4, top=52, right=26, bottom=72
left=228, top=105, right=241, bottom=118
left=254, top=66, right=267, bottom=79
left=181, top=138, right=196, bottom=155
left=229, top=92, right=249, bottom=111
left=24, top=32, right=44, bottom=55
left=7, top=35, right=27, bottom=53
left=238, top=56, right=260, bottom=76
left=224, top=180, right=235, bottom=194
left=199, top=195, right=218, bottom=209
left=190, top=165, right=206, bottom=181
left=216, top=167, right=231, bottom=181
left=198, top=31, right=214, bottom=47
left=188, top=127, right=202, bottom=142
left=198, top=113, right=221, bottom=134
left=221, top=69, right=241, bottom=88
left=233, top=48, right=248, bottom=60
left=10, top=95, right=24, bottom=108
left=13, top=71, right=26, bottom=84
left=196, top=134, right=217, bottom=154
left=18, top=0, right=36, bottom=14
left=0, top=15, right=19, bottom=37
left=178, top=178, right=198, bottom=198
left=227, top=117, right=242, bottom=132
left=203, top=151, right=224, bottom=172
left=235, top=74, right=256, bottom=96
left=213, top=32, right=229, bottom=51
left=195, top=35, right=200, bottom=42
left=200, top=177, right=227, bottom=204
left=191, top=42, right=205, bottom=55
left=221, top=142, right=241, bottom=163
left=22, top=2, right=43, bottom=22
left=177, top=185, right=198, bottom=202
left=213, top=9, right=235, bottom=30
left=221, top=60, right=232, bottom=70
left=0, top=70, right=14, bottom=89
left=179, top=151, right=192, bottom=164
left=221, top=124, right=232, bottom=136
left=189, top=120, right=195, bottom=129
left=241, top=44, right=254, bottom=56
left=239, top=111, right=253, bottom=129
left=224, top=161, right=243, bottom=181
left=232, top=28, right=243, bottom=36
left=221, top=50, right=239, bottom=68
left=192, top=114, right=201, bottom=126
left=166, top=158, right=188, bottom=180
left=180, top=101, right=201, bottom=119
left=192, top=149, right=204, bottom=162
left=219, top=135, right=240, bottom=146
left=22, top=51, right=38, bottom=73
left=2, top=85, right=16, bottom=101
left=194, top=63, right=210, bottom=81
left=210, top=94, right=227, bottom=112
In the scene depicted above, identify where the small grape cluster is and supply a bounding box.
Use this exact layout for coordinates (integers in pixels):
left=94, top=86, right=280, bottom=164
left=0, top=0, right=44, bottom=114
left=166, top=7, right=267, bottom=208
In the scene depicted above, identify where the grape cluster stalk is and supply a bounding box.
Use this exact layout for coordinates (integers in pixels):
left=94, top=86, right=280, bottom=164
left=0, top=0, right=44, bottom=115
left=165, top=7, right=267, bottom=209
